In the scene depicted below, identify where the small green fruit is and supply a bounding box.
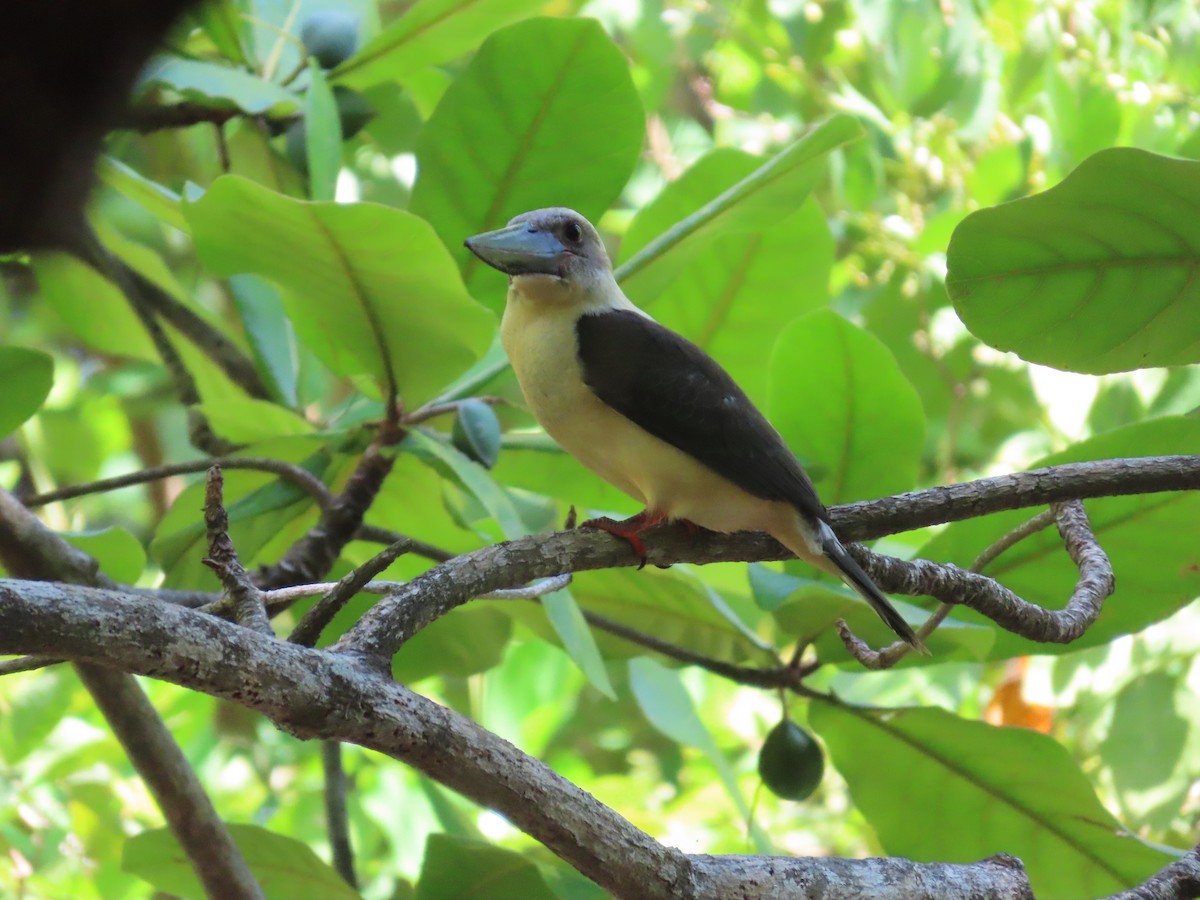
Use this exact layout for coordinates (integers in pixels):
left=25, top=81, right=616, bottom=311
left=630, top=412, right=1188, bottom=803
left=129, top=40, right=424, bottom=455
left=300, top=10, right=360, bottom=69
left=758, top=719, right=824, bottom=800
left=452, top=399, right=502, bottom=469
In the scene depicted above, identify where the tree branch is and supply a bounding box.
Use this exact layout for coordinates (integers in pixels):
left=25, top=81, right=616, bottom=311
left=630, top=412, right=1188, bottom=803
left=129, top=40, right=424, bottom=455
left=335, top=456, right=1191, bottom=662
left=0, top=578, right=1036, bottom=900
left=849, top=497, right=1113, bottom=643
left=1106, top=844, right=1200, bottom=899
left=321, top=740, right=357, bottom=890
left=201, top=467, right=273, bottom=634
left=837, top=500, right=1110, bottom=667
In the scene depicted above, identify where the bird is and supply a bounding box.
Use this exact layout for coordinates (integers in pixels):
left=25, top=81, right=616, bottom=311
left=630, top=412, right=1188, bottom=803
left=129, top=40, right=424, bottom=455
left=464, top=207, right=924, bottom=651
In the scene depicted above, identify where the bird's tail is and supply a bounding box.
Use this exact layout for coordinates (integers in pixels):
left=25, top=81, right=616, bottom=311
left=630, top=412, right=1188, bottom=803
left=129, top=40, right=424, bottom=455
left=778, top=516, right=928, bottom=654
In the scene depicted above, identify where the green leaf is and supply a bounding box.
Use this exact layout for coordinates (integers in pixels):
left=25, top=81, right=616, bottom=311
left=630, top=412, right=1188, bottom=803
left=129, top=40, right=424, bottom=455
left=0, top=347, right=54, bottom=440
left=227, top=274, right=299, bottom=406
left=809, top=703, right=1169, bottom=899
left=97, top=157, right=186, bottom=232
left=190, top=2, right=253, bottom=67
left=137, top=57, right=300, bottom=115
left=0, top=669, right=77, bottom=765
left=123, top=823, right=361, bottom=900
left=616, top=116, right=861, bottom=302
left=151, top=446, right=333, bottom=587
left=334, top=0, right=544, bottom=89
left=947, top=148, right=1200, bottom=374
left=410, top=17, right=644, bottom=311
left=393, top=606, right=513, bottom=682
left=64, top=527, right=147, bottom=585
left=541, top=590, right=616, bottom=700
left=917, top=416, right=1200, bottom=659
left=415, top=834, right=555, bottom=900
left=767, top=310, right=925, bottom=504
left=406, top=430, right=525, bottom=538
left=573, top=568, right=765, bottom=664
left=186, top=176, right=494, bottom=405
left=31, top=253, right=151, bottom=360
left=629, top=657, right=770, bottom=852
left=304, top=62, right=341, bottom=202
left=196, top=397, right=314, bottom=444
left=621, top=149, right=833, bottom=404
left=1101, top=672, right=1189, bottom=795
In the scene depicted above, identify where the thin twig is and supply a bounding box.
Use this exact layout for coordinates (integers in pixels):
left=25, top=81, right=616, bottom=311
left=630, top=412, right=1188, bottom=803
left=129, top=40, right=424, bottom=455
left=356, top=524, right=455, bottom=562
left=0, top=654, right=61, bottom=676
left=24, top=456, right=335, bottom=508
left=287, top=540, right=414, bottom=647
left=201, top=467, right=273, bottom=635
left=321, top=740, right=357, bottom=890
left=402, top=396, right=505, bottom=426
left=115, top=103, right=244, bottom=132
left=836, top=507, right=1058, bottom=669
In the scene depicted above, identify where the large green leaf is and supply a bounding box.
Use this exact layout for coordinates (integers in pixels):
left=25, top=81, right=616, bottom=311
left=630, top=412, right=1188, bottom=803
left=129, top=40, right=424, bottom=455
left=186, top=176, right=494, bottom=404
left=137, top=57, right=300, bottom=115
left=629, top=657, right=770, bottom=851
left=334, top=0, right=544, bottom=89
left=917, top=417, right=1200, bottom=659
left=415, top=834, right=555, bottom=900
left=573, top=568, right=765, bottom=665
left=616, top=116, right=860, bottom=303
left=621, top=149, right=833, bottom=405
left=97, top=157, right=186, bottom=232
left=767, top=310, right=925, bottom=504
left=0, top=347, right=53, bottom=440
left=123, top=823, right=361, bottom=900
left=947, top=148, right=1200, bottom=374
left=410, top=17, right=644, bottom=311
left=31, top=254, right=156, bottom=360
left=810, top=703, right=1169, bottom=899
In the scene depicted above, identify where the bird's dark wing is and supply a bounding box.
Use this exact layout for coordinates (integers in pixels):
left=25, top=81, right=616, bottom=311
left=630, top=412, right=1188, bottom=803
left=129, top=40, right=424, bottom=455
left=576, top=309, right=826, bottom=521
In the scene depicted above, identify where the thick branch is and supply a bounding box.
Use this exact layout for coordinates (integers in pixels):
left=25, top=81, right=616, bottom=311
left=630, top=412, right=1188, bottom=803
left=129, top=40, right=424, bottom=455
left=836, top=456, right=1200, bottom=541
left=0, top=579, right=1034, bottom=900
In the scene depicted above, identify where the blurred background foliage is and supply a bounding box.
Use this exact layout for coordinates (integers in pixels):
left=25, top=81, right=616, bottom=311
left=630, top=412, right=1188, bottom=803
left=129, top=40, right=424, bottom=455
left=1, top=0, right=1199, bottom=896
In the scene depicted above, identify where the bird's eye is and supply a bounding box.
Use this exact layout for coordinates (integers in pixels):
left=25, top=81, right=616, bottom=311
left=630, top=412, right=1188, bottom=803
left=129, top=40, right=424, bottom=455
left=562, top=221, right=583, bottom=244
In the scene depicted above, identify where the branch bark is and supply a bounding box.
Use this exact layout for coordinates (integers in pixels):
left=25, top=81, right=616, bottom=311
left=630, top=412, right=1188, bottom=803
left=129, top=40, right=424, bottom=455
left=0, top=578, right=1034, bottom=900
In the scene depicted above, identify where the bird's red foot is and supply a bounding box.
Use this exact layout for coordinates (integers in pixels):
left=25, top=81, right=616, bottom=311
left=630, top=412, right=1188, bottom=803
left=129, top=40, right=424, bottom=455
left=580, top=510, right=666, bottom=569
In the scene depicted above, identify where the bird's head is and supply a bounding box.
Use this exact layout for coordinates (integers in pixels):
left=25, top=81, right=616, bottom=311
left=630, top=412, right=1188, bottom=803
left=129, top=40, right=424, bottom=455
left=464, top=208, right=614, bottom=306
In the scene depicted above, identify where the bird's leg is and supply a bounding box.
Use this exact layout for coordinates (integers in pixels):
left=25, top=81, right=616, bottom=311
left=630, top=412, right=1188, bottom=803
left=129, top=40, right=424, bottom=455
left=579, top=509, right=666, bottom=569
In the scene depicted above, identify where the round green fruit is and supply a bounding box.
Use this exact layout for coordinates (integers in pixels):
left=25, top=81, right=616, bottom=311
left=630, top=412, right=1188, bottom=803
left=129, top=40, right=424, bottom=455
left=452, top=399, right=502, bottom=469
left=300, top=10, right=360, bottom=69
left=758, top=720, right=824, bottom=800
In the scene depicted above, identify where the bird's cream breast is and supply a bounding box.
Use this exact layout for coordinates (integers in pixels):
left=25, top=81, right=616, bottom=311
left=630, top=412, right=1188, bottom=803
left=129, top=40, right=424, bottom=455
left=500, top=292, right=797, bottom=537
